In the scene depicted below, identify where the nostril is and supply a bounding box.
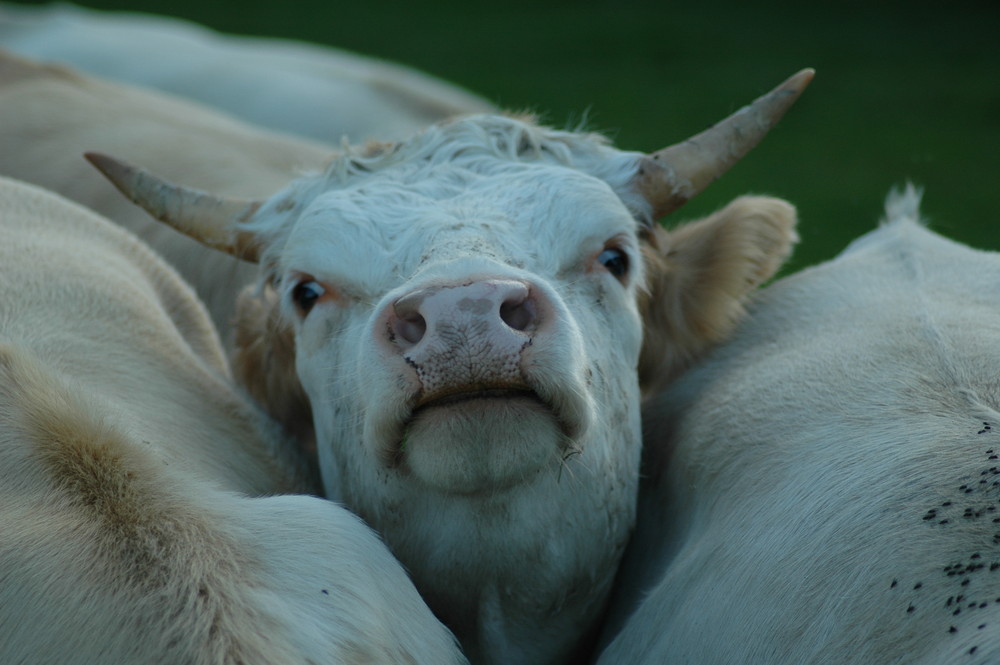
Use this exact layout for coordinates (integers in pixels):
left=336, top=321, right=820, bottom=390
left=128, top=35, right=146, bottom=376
left=392, top=292, right=429, bottom=346
left=394, top=312, right=427, bottom=345
left=500, top=294, right=536, bottom=332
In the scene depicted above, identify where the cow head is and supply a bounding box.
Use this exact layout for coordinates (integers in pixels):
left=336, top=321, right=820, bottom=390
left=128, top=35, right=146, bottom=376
left=88, top=69, right=809, bottom=664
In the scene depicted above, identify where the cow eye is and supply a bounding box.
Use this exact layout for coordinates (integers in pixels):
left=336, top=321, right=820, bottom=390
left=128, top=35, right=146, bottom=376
left=597, top=247, right=629, bottom=280
left=291, top=280, right=325, bottom=315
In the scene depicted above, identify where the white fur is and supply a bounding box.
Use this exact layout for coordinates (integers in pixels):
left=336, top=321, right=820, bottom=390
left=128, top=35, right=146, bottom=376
left=0, top=177, right=465, bottom=664
left=598, top=187, right=1000, bottom=663
left=0, top=3, right=494, bottom=143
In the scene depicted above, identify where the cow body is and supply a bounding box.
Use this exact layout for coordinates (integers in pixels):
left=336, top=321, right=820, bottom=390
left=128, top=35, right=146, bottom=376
left=0, top=176, right=464, bottom=664
left=598, top=188, right=1000, bottom=664
left=0, top=3, right=495, bottom=143
left=0, top=51, right=335, bottom=347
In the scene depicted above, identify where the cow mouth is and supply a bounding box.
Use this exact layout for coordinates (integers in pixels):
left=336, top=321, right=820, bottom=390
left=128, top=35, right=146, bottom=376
left=383, top=383, right=573, bottom=466
left=411, top=385, right=545, bottom=412
left=405, top=385, right=561, bottom=435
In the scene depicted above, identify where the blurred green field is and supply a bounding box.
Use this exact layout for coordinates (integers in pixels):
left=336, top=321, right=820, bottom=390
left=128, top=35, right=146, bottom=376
left=11, top=0, right=1000, bottom=274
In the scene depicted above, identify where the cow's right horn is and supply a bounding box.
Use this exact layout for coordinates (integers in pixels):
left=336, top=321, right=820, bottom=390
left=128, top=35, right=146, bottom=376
left=636, top=68, right=814, bottom=221
left=85, top=152, right=265, bottom=263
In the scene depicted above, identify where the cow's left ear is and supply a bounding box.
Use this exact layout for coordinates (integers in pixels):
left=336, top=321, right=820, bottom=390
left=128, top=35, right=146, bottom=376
left=638, top=196, right=798, bottom=394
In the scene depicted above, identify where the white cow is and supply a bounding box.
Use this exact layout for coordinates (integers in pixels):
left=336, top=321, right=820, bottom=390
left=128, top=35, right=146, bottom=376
left=0, top=50, right=335, bottom=357
left=597, top=186, right=1000, bottom=664
left=87, top=69, right=811, bottom=663
left=0, top=176, right=465, bottom=664
left=0, top=2, right=495, bottom=143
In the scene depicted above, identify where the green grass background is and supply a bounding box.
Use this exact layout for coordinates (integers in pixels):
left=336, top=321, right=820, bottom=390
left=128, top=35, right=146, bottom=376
left=12, top=0, right=1000, bottom=273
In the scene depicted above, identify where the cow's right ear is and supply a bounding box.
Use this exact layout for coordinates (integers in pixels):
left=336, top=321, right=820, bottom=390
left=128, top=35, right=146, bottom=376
left=638, top=196, right=798, bottom=394
left=232, top=284, right=317, bottom=465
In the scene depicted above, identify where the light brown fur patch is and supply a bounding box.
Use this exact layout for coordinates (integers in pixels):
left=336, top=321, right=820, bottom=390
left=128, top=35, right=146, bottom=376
left=638, top=196, right=798, bottom=393
left=232, top=284, right=318, bottom=468
left=0, top=344, right=297, bottom=664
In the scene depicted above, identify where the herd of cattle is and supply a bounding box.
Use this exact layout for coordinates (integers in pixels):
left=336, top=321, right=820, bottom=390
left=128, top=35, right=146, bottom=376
left=1, top=4, right=998, bottom=664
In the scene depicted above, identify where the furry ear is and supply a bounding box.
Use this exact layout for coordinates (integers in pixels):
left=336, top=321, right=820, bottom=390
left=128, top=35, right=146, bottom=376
left=638, top=196, right=798, bottom=394
left=231, top=284, right=317, bottom=465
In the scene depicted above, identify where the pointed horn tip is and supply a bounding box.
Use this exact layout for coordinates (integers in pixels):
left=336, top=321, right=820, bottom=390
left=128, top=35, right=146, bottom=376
left=750, top=68, right=814, bottom=113
left=782, top=68, right=815, bottom=95
left=83, top=151, right=119, bottom=176
left=83, top=151, right=139, bottom=194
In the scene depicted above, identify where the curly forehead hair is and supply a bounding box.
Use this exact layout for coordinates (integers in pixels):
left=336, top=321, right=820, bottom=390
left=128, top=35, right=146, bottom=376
left=319, top=113, right=640, bottom=188
left=242, top=113, right=646, bottom=281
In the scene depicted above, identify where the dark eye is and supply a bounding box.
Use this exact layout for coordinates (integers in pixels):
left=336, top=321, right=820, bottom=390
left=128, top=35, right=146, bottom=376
left=598, top=247, right=629, bottom=280
left=291, top=280, right=325, bottom=315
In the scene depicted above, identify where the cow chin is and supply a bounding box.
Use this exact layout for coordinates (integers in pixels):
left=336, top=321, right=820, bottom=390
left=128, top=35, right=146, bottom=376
left=400, top=396, right=568, bottom=495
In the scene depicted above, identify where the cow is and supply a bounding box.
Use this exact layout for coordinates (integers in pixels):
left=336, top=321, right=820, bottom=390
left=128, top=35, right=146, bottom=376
left=0, top=2, right=495, bottom=143
left=85, top=67, right=811, bottom=663
left=0, top=176, right=465, bottom=664
left=0, top=50, right=335, bottom=355
left=596, top=186, right=1000, bottom=664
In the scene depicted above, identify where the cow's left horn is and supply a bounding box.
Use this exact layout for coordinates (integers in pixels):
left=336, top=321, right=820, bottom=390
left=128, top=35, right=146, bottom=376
left=85, top=152, right=264, bottom=263
left=636, top=68, right=814, bottom=220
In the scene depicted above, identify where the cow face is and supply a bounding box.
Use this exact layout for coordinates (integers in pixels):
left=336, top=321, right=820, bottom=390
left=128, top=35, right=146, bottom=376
left=275, top=143, right=643, bottom=495
left=240, top=125, right=648, bottom=663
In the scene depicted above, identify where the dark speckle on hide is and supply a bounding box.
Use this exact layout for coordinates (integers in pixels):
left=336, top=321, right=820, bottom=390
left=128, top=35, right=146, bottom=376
left=906, top=422, right=1000, bottom=646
